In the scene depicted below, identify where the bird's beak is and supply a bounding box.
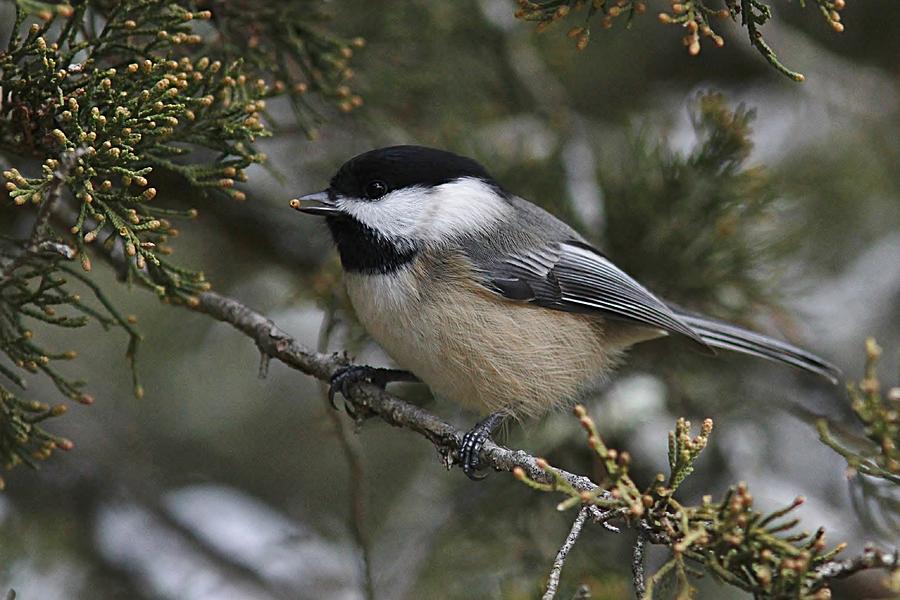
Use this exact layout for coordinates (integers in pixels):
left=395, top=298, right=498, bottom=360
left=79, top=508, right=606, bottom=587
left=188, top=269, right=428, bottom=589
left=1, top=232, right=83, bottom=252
left=289, top=190, right=342, bottom=216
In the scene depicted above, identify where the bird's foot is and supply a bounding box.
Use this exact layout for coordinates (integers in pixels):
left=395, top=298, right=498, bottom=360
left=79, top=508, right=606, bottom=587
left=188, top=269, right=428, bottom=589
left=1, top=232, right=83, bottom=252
left=458, top=412, right=506, bottom=481
left=328, top=365, right=416, bottom=415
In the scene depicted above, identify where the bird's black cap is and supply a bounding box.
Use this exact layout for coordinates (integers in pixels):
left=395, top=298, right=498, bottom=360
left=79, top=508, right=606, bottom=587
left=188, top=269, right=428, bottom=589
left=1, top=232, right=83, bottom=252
left=329, top=145, right=496, bottom=199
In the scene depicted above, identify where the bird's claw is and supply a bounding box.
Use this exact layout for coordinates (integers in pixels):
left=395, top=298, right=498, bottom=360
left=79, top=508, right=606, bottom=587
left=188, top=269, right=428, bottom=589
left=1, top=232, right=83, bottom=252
left=328, top=365, right=416, bottom=419
left=460, top=427, right=490, bottom=480
left=458, top=412, right=506, bottom=481
left=328, top=365, right=384, bottom=411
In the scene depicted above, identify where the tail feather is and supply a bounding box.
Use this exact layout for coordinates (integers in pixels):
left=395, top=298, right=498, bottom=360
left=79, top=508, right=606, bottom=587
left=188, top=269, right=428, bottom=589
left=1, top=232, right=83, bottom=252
left=674, top=312, right=841, bottom=384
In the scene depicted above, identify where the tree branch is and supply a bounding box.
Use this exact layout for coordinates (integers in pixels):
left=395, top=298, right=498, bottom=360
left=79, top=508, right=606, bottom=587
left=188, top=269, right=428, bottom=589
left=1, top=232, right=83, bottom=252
left=542, top=506, right=589, bottom=600
left=809, top=547, right=898, bottom=591
left=631, top=531, right=647, bottom=599
left=192, top=290, right=602, bottom=492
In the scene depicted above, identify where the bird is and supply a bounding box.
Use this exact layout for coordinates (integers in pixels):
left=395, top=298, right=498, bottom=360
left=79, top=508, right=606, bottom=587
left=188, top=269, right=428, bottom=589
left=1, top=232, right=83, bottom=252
left=290, top=145, right=839, bottom=479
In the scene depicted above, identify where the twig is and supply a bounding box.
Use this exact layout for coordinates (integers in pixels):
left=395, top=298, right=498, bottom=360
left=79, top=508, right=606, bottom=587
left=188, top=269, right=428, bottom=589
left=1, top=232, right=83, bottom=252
left=631, top=531, right=647, bottom=599
left=739, top=0, right=804, bottom=82
left=810, top=547, right=899, bottom=591
left=642, top=556, right=678, bottom=599
left=317, top=305, right=375, bottom=600
left=816, top=419, right=900, bottom=484
left=543, top=506, right=589, bottom=600
left=588, top=506, right=624, bottom=531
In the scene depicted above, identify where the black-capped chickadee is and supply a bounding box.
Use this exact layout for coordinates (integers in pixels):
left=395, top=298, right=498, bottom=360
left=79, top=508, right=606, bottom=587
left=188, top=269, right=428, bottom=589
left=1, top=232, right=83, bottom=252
left=291, top=145, right=839, bottom=478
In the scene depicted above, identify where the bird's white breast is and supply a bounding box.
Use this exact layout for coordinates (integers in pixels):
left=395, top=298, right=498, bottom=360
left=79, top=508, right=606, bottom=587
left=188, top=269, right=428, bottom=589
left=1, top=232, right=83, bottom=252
left=343, top=257, right=637, bottom=418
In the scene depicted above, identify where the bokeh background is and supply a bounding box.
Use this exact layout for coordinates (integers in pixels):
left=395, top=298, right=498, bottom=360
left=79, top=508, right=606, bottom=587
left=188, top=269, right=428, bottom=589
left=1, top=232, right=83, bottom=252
left=1, top=1, right=899, bottom=598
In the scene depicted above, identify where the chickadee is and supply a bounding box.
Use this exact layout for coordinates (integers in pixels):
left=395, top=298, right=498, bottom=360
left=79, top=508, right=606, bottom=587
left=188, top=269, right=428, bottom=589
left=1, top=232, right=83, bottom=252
left=291, top=145, right=839, bottom=478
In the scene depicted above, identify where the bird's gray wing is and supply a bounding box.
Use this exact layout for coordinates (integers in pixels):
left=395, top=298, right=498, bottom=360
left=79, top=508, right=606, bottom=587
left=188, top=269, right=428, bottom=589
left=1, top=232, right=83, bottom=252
left=470, top=239, right=710, bottom=348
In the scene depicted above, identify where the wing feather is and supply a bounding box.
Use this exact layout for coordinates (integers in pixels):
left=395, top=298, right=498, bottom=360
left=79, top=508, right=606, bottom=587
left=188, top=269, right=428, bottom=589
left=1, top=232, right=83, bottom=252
left=674, top=312, right=841, bottom=383
left=473, top=240, right=709, bottom=347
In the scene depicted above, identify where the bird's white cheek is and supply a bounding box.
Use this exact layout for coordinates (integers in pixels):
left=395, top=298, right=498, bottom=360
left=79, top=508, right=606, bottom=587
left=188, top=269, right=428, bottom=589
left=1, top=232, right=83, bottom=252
left=337, top=189, right=426, bottom=239
left=420, top=179, right=512, bottom=242
left=335, top=178, right=512, bottom=245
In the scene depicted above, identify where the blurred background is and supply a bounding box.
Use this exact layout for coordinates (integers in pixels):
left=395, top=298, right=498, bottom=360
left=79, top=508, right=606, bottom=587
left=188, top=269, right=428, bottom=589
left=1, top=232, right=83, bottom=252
left=1, top=1, right=898, bottom=598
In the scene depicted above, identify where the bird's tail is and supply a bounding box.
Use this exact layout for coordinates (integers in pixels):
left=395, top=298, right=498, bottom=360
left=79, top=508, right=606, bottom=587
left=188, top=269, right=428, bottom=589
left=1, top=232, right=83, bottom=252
left=673, top=311, right=841, bottom=384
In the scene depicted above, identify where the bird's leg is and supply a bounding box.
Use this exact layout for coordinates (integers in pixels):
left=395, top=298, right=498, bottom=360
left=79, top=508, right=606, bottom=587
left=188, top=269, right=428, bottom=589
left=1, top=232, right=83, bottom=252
left=328, top=365, right=418, bottom=413
left=459, top=411, right=507, bottom=480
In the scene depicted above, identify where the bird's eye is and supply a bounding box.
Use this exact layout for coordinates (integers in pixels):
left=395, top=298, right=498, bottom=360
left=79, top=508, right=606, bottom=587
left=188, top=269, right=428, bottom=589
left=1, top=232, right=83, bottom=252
left=364, top=180, right=388, bottom=200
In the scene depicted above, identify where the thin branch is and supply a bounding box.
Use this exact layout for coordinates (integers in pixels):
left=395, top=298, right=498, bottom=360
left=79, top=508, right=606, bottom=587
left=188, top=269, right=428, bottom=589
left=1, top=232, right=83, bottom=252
left=317, top=305, right=375, bottom=600
left=631, top=531, right=647, bottom=599
left=739, top=0, right=805, bottom=82
left=811, top=547, right=899, bottom=591
left=147, top=498, right=294, bottom=600
left=590, top=506, right=625, bottom=531
left=543, top=506, right=589, bottom=600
